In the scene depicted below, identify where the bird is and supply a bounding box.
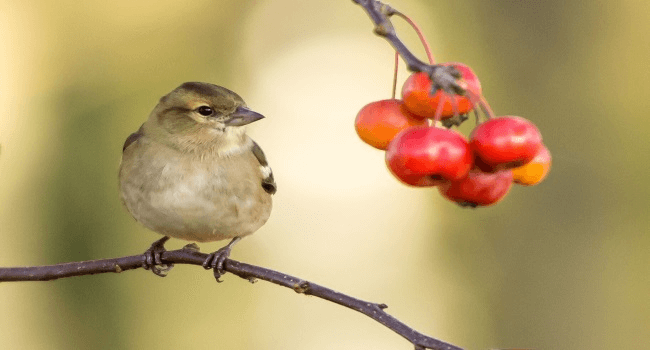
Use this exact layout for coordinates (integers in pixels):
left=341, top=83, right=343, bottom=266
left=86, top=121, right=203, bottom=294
left=119, top=82, right=276, bottom=281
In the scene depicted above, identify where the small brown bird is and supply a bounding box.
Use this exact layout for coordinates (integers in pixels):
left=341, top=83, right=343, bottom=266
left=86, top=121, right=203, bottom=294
left=119, top=82, right=276, bottom=280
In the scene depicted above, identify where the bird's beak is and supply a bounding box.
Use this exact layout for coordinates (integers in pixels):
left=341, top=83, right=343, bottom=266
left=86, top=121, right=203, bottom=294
left=223, top=106, right=265, bottom=126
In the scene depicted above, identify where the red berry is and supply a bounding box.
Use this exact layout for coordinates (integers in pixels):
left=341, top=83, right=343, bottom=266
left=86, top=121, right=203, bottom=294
left=401, top=63, right=482, bottom=119
left=385, top=126, right=473, bottom=187
left=470, top=116, right=543, bottom=172
left=438, top=168, right=513, bottom=207
left=512, top=144, right=551, bottom=186
left=355, top=99, right=428, bottom=150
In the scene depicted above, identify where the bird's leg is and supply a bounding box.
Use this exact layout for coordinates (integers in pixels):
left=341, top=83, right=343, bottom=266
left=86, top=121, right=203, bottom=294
left=142, top=236, right=174, bottom=277
left=202, top=237, right=242, bottom=282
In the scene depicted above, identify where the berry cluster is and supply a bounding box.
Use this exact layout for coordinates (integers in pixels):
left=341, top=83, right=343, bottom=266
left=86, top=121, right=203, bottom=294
left=354, top=20, right=550, bottom=208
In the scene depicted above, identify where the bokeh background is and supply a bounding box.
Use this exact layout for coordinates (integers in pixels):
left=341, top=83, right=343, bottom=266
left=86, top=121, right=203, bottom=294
left=1, top=0, right=649, bottom=349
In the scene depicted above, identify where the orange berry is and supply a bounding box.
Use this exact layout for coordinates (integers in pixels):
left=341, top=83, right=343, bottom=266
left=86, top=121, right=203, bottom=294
left=511, top=145, right=551, bottom=186
left=355, top=99, right=427, bottom=150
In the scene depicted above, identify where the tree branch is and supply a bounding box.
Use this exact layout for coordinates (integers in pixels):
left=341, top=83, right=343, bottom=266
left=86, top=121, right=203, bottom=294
left=352, top=0, right=465, bottom=96
left=0, top=248, right=462, bottom=350
left=0, top=2, right=470, bottom=349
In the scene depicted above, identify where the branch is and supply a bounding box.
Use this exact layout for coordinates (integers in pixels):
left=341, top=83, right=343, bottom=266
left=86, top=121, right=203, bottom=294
left=352, top=0, right=465, bottom=95
left=0, top=248, right=462, bottom=350
left=0, top=3, right=469, bottom=350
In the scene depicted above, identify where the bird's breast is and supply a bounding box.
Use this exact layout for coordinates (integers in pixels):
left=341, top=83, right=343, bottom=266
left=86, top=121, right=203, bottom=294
left=120, top=147, right=272, bottom=242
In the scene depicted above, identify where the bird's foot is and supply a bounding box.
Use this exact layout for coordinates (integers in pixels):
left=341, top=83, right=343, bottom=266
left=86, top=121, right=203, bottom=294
left=202, top=237, right=241, bottom=282
left=142, top=236, right=174, bottom=277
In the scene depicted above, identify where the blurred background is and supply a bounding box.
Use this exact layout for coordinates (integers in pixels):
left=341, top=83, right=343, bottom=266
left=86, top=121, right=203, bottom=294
left=1, top=0, right=649, bottom=349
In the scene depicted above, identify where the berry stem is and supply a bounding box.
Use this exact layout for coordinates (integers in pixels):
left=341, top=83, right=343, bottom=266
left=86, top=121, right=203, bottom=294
left=465, top=90, right=482, bottom=121
left=466, top=89, right=496, bottom=121
left=451, top=95, right=460, bottom=121
left=392, top=50, right=399, bottom=99
left=393, top=11, right=435, bottom=64
left=433, top=94, right=446, bottom=124
left=473, top=108, right=481, bottom=125
left=391, top=11, right=433, bottom=100
left=479, top=96, right=496, bottom=120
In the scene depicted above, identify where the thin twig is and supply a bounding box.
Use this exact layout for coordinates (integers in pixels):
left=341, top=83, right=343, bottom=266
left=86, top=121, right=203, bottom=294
left=0, top=249, right=462, bottom=350
left=352, top=0, right=464, bottom=96
left=392, top=11, right=435, bottom=64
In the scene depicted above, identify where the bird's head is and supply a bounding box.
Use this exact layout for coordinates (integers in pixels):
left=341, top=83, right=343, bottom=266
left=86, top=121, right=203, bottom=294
left=145, top=82, right=264, bottom=153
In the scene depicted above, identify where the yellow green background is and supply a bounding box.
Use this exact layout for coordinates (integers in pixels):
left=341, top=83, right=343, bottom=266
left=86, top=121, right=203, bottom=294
left=1, top=0, right=648, bottom=349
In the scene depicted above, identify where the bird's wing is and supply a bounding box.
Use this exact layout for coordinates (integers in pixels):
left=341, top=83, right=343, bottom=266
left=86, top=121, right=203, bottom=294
left=122, top=124, right=144, bottom=152
left=251, top=141, right=277, bottom=195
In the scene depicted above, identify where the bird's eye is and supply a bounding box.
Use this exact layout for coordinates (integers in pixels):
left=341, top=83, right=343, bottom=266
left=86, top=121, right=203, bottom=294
left=197, top=106, right=213, bottom=116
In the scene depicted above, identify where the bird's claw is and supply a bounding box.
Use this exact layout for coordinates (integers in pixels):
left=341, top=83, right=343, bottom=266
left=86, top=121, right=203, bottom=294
left=202, top=245, right=233, bottom=282
left=143, top=236, right=174, bottom=277
left=202, top=237, right=242, bottom=282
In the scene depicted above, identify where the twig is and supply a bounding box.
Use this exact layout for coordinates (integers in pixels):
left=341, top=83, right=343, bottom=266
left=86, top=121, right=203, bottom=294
left=0, top=249, right=462, bottom=350
left=352, top=0, right=464, bottom=96
left=0, top=3, right=468, bottom=350
left=392, top=11, right=435, bottom=65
